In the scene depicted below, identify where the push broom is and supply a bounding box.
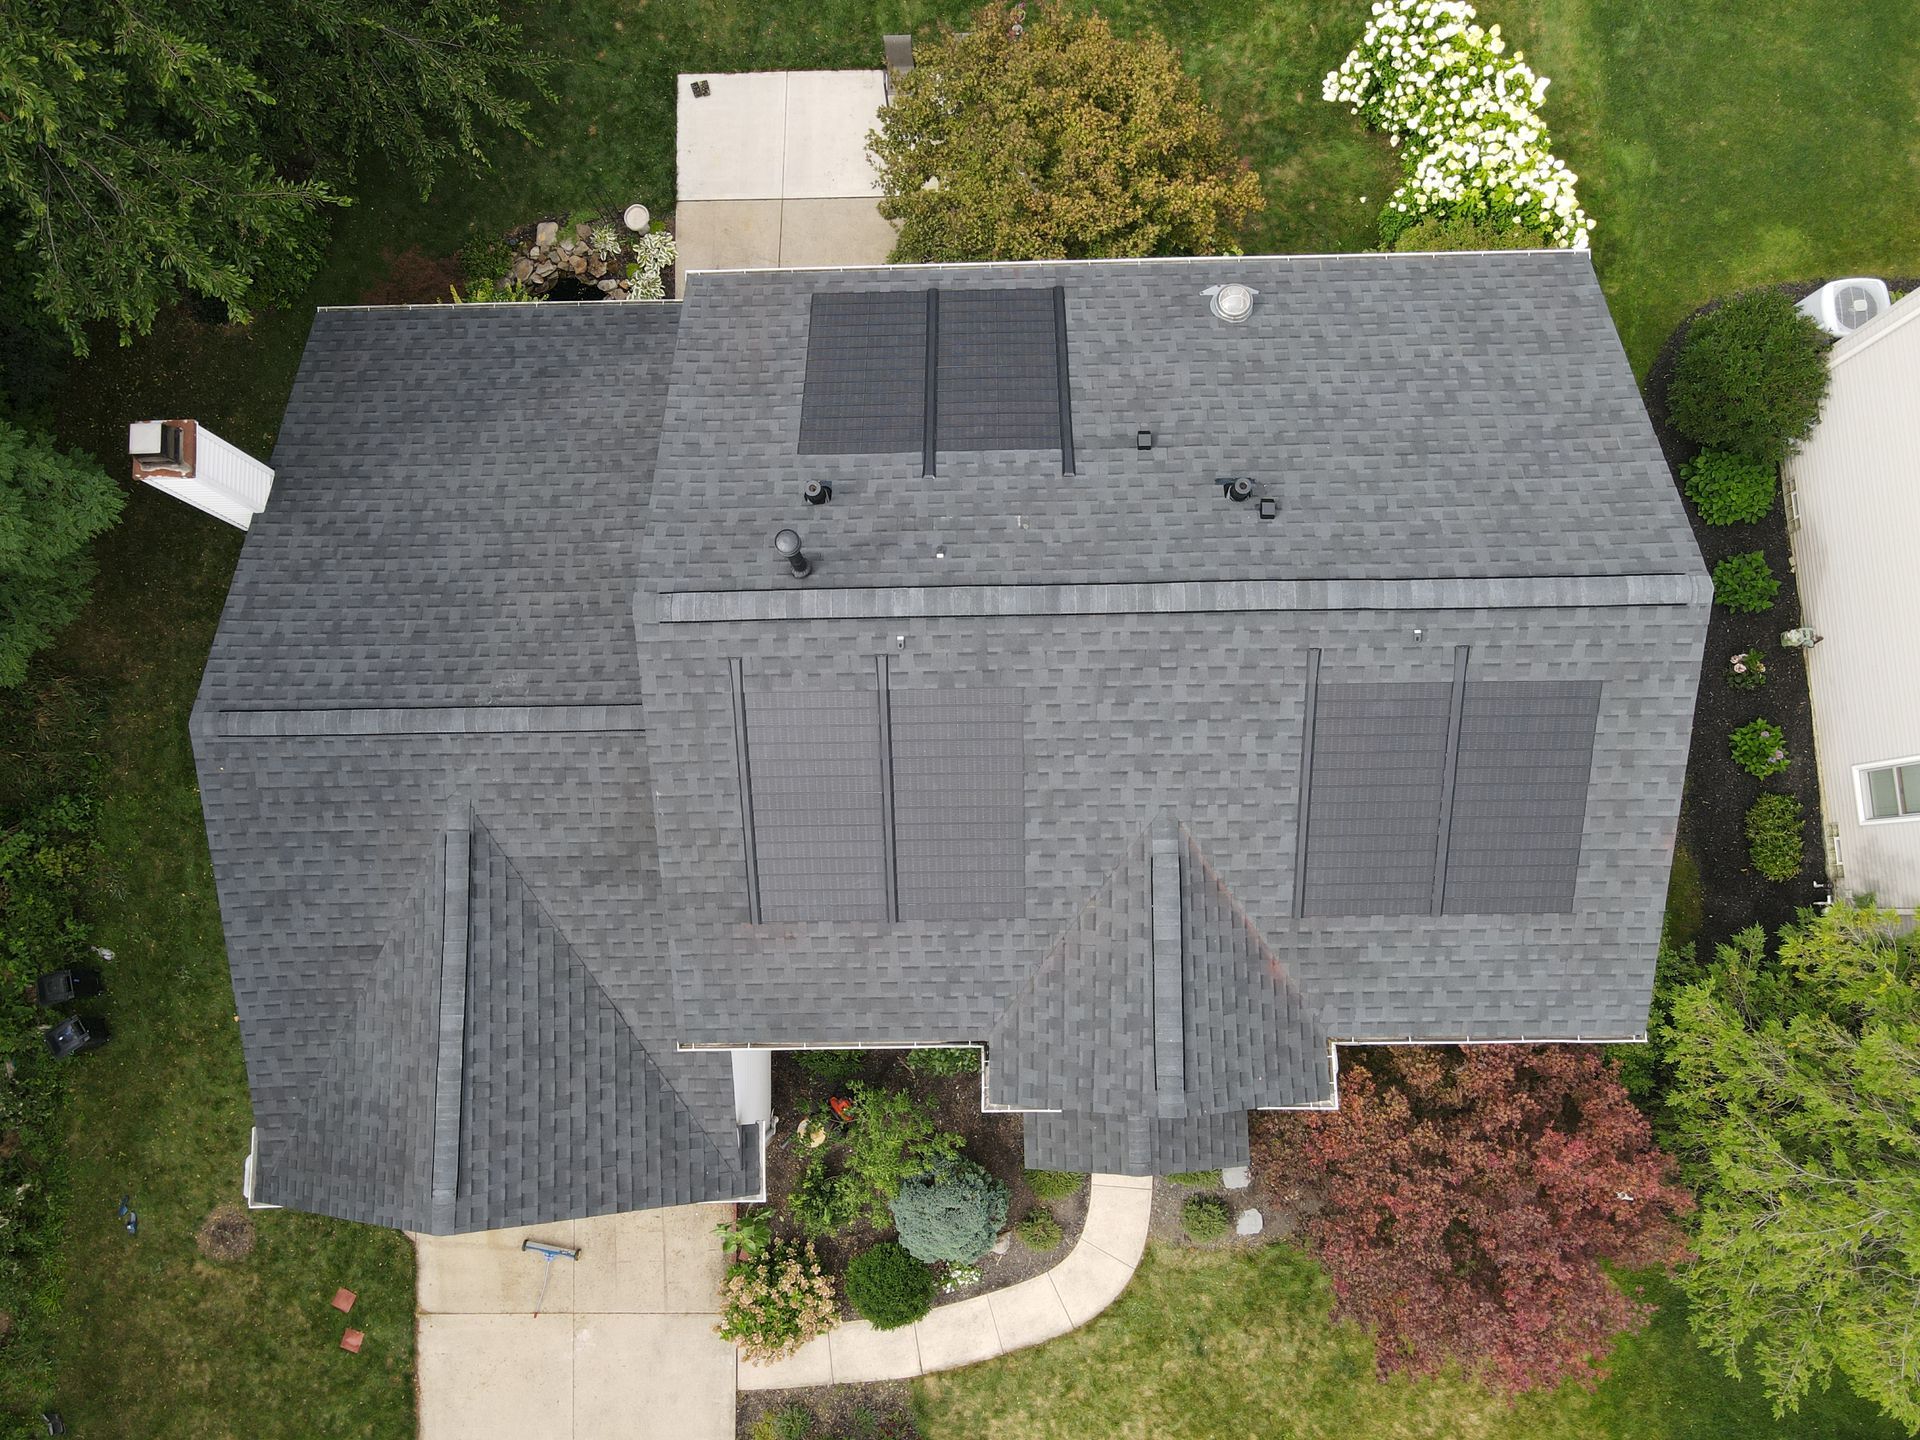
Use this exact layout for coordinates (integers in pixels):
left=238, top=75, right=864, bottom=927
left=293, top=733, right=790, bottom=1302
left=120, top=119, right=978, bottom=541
left=522, top=1237, right=581, bottom=1317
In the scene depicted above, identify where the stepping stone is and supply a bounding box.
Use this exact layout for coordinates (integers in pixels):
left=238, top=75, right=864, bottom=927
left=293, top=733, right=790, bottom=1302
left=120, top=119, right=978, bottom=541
left=340, top=1328, right=365, bottom=1353
left=1221, top=1166, right=1251, bottom=1190
left=331, top=1288, right=356, bottom=1313
left=1235, top=1208, right=1263, bottom=1237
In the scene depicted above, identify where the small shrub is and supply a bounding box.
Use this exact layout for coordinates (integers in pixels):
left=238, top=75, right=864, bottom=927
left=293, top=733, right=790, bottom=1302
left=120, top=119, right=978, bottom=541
left=792, top=1049, right=866, bottom=1081
left=719, top=1239, right=839, bottom=1364
left=1167, top=1170, right=1219, bottom=1187
left=789, top=1157, right=864, bottom=1239
left=844, top=1084, right=964, bottom=1218
left=1182, top=1193, right=1232, bottom=1241
left=1015, top=1209, right=1063, bottom=1252
left=1681, top=450, right=1777, bottom=525
left=1727, top=648, right=1769, bottom=691
left=194, top=1205, right=256, bottom=1262
left=1667, top=290, right=1831, bottom=465
left=891, top=1158, right=1010, bottom=1264
left=749, top=1403, right=816, bottom=1440
left=844, top=1241, right=935, bottom=1330
left=1711, top=552, right=1779, bottom=613
left=1730, top=719, right=1791, bottom=778
left=1023, top=1168, right=1086, bottom=1200
left=901, top=1047, right=981, bottom=1076
left=1746, top=793, right=1805, bottom=881
left=716, top=1209, right=772, bottom=1260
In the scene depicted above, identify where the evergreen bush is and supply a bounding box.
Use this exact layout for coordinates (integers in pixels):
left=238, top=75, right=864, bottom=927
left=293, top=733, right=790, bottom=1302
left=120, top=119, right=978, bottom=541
left=1015, top=1209, right=1064, bottom=1251
left=901, top=1047, right=981, bottom=1076
left=1023, top=1168, right=1086, bottom=1201
left=1667, top=291, right=1830, bottom=465
left=890, top=1158, right=1009, bottom=1264
left=1181, top=1193, right=1232, bottom=1241
left=844, top=1242, right=936, bottom=1330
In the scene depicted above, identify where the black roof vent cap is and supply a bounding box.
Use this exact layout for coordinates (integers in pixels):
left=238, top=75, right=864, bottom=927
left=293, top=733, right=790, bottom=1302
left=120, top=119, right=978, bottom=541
left=1223, top=477, right=1255, bottom=503
left=804, top=480, right=832, bottom=505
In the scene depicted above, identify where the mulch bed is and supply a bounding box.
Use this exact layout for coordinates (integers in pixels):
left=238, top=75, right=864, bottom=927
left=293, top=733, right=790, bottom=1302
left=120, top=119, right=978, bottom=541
left=1147, top=1175, right=1293, bottom=1250
left=1642, top=278, right=1919, bottom=950
left=735, top=1380, right=919, bottom=1440
left=757, top=1051, right=1086, bottom=1316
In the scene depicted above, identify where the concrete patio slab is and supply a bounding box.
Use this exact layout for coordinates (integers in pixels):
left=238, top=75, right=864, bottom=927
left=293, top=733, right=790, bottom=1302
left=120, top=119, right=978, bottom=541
left=675, top=200, right=784, bottom=276
left=781, top=70, right=887, bottom=197
left=415, top=1205, right=734, bottom=1439
left=676, top=73, right=789, bottom=201
left=777, top=199, right=898, bottom=269
left=829, top=1317, right=923, bottom=1383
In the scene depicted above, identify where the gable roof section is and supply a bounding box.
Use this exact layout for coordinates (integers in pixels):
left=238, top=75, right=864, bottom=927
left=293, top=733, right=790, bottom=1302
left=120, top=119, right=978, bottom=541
left=193, top=302, right=749, bottom=1234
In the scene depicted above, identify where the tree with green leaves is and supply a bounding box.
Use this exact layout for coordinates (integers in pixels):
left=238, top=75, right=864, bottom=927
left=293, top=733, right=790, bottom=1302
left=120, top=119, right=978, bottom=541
left=0, top=0, right=547, bottom=352
left=1665, top=903, right=1920, bottom=1432
left=0, top=418, right=123, bottom=686
left=869, top=2, right=1263, bottom=263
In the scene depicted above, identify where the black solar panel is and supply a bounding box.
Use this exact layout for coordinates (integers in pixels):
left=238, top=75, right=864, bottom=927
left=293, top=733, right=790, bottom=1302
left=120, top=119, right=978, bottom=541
left=742, top=689, right=889, bottom=921
left=798, top=291, right=928, bottom=455
left=1441, top=682, right=1600, bottom=914
left=935, top=289, right=1062, bottom=453
left=890, top=688, right=1025, bottom=920
left=1300, top=681, right=1453, bottom=916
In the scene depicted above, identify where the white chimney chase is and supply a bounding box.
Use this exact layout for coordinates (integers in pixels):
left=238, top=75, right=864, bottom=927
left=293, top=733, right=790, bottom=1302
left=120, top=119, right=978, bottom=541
left=128, top=419, right=273, bottom=530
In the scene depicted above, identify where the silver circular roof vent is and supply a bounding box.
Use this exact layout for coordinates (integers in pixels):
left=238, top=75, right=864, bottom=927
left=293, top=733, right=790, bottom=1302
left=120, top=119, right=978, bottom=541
left=1208, top=282, right=1257, bottom=323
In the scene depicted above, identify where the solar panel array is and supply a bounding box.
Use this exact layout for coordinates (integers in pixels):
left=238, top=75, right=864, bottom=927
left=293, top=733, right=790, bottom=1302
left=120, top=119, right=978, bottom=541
left=1301, top=678, right=1599, bottom=917
left=738, top=683, right=1026, bottom=923
left=798, top=287, right=1066, bottom=461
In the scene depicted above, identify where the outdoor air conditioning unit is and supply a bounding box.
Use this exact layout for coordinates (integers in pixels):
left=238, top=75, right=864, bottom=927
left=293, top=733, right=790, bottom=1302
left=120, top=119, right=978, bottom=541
left=1797, top=278, right=1891, bottom=339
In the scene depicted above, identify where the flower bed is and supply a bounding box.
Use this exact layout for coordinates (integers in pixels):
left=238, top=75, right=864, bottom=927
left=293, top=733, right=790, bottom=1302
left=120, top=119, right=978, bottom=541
left=750, top=1050, right=1087, bottom=1321
left=1323, top=0, right=1592, bottom=248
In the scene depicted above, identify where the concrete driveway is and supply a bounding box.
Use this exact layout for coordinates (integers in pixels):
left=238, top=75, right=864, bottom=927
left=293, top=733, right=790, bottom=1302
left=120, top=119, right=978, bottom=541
left=415, top=1206, right=734, bottom=1440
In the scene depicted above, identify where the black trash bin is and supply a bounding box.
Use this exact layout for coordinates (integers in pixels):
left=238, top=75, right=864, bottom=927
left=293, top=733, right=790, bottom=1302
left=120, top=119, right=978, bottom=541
left=34, top=966, right=104, bottom=1007
left=44, top=1015, right=110, bottom=1059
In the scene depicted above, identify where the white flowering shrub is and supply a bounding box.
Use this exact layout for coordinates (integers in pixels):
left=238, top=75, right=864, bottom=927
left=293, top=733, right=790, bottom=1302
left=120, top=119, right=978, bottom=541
left=625, top=229, right=676, bottom=301
left=1323, top=0, right=1593, bottom=248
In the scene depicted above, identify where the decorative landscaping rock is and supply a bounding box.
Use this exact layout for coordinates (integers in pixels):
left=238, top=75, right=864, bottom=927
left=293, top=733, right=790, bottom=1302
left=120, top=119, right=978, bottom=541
left=1221, top=1165, right=1251, bottom=1190
left=990, top=1230, right=1012, bottom=1256
left=1235, top=1208, right=1263, bottom=1237
left=493, top=211, right=678, bottom=301
left=535, top=220, right=558, bottom=247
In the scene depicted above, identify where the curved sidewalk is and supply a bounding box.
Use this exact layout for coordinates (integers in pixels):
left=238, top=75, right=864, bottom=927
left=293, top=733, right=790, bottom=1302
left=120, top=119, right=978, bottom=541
left=738, top=1173, right=1152, bottom=1390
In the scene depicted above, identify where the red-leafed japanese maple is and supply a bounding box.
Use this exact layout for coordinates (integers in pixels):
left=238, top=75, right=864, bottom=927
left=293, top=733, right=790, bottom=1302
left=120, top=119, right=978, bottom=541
left=1253, top=1045, right=1692, bottom=1393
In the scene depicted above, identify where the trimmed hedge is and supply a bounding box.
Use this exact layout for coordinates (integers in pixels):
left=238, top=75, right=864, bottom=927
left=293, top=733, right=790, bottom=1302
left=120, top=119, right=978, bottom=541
left=844, top=1241, right=935, bottom=1330
left=1746, top=793, right=1805, bottom=881
left=1023, top=1168, right=1086, bottom=1201
left=1667, top=290, right=1830, bottom=465
left=1681, top=449, right=1777, bottom=525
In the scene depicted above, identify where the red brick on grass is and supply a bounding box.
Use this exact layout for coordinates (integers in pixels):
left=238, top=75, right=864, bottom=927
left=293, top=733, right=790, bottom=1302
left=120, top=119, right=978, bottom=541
left=340, top=1328, right=364, bottom=1354
left=331, top=1288, right=356, bottom=1313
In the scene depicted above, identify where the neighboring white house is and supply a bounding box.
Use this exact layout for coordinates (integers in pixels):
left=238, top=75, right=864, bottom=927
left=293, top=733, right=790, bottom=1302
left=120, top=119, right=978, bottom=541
left=1784, top=290, right=1920, bottom=904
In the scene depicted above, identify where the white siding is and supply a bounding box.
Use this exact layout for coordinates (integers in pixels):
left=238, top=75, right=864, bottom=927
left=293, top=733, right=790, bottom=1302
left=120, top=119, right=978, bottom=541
left=1784, top=291, right=1920, bottom=904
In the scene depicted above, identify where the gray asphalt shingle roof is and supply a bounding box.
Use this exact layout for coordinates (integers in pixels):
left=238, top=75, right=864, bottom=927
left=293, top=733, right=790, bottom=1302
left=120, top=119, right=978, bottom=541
left=194, top=249, right=1706, bottom=1232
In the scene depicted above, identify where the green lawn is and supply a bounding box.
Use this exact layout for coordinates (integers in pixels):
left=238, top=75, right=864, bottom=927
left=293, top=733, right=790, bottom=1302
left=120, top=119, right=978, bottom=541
left=914, top=1245, right=1904, bottom=1440
left=16, top=0, right=1919, bottom=1434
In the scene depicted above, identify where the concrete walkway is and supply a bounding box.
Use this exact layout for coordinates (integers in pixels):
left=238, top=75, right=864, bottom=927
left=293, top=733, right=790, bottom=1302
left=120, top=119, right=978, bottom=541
left=738, top=1174, right=1153, bottom=1390
left=415, top=1206, right=734, bottom=1439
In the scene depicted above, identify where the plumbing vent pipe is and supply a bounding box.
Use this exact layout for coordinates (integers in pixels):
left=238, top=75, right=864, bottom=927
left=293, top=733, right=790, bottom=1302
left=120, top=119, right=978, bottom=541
left=803, top=480, right=831, bottom=505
